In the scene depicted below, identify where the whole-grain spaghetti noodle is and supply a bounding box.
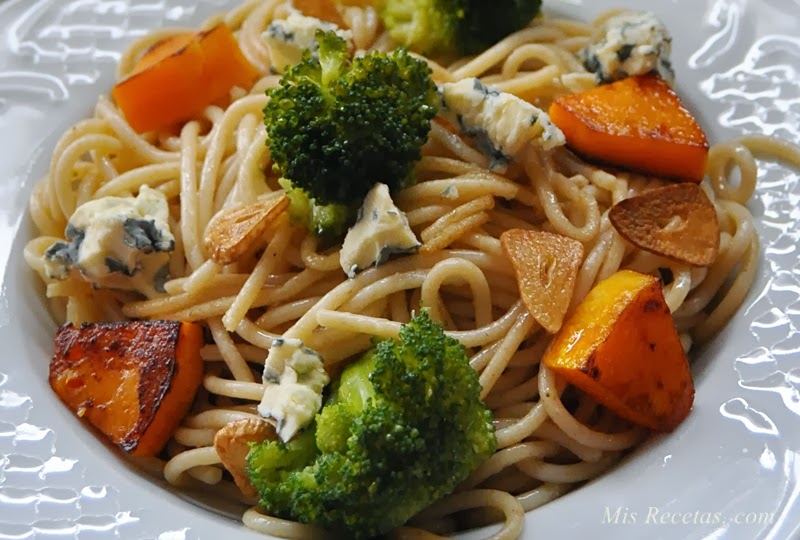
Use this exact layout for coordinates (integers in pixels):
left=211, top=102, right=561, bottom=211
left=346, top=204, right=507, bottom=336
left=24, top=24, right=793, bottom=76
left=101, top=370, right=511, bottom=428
left=24, top=1, right=800, bottom=538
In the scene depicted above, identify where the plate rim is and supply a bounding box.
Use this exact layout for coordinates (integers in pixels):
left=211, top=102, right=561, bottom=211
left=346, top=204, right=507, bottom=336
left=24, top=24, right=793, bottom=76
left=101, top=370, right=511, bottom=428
left=1, top=1, right=799, bottom=539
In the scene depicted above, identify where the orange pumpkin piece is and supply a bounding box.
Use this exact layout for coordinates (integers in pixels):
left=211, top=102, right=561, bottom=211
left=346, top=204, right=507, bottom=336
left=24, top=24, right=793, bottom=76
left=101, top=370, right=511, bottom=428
left=542, top=270, right=694, bottom=432
left=294, top=0, right=347, bottom=26
left=50, top=321, right=204, bottom=456
left=548, top=75, right=709, bottom=182
left=336, top=0, right=376, bottom=6
left=131, top=32, right=195, bottom=73
left=112, top=23, right=260, bottom=133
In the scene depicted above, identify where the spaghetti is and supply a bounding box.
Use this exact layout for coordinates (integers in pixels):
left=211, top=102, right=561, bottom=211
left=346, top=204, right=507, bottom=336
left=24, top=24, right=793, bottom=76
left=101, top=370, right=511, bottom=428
left=24, top=0, right=800, bottom=538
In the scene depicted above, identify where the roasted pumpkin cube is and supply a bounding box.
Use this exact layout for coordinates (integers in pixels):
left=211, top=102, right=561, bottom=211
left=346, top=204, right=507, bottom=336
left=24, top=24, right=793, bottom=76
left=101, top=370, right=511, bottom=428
left=112, top=23, right=259, bottom=133
left=293, top=0, right=347, bottom=26
left=548, top=74, right=709, bottom=182
left=543, top=270, right=694, bottom=431
left=50, top=320, right=204, bottom=456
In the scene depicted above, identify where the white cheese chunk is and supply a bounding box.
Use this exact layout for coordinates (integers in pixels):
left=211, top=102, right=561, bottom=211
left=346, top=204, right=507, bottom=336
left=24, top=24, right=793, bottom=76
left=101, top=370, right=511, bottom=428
left=580, top=11, right=674, bottom=85
left=263, top=12, right=353, bottom=74
left=258, top=338, right=330, bottom=442
left=43, top=186, right=174, bottom=296
left=440, top=184, right=459, bottom=200
left=340, top=183, right=420, bottom=279
left=439, top=78, right=565, bottom=172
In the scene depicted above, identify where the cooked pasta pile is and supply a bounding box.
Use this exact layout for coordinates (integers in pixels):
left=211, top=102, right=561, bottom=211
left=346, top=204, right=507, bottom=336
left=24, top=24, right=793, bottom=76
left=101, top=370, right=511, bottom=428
left=24, top=0, right=800, bottom=538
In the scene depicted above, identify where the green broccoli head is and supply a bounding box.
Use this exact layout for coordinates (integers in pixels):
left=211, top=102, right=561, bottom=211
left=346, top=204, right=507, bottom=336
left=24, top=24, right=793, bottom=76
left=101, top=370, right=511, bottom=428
left=382, top=0, right=543, bottom=56
left=246, top=310, right=496, bottom=539
left=245, top=427, right=319, bottom=513
left=264, top=31, right=438, bottom=237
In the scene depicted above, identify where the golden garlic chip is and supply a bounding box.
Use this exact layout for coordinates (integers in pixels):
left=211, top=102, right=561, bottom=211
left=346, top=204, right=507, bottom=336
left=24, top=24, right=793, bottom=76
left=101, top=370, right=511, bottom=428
left=609, top=183, right=719, bottom=267
left=204, top=194, right=289, bottom=265
left=214, top=418, right=276, bottom=498
left=500, top=229, right=584, bottom=333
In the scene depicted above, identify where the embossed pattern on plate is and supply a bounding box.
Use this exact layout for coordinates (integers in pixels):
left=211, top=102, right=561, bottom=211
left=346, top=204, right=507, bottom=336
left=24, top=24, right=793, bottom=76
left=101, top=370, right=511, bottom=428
left=1, top=1, right=799, bottom=539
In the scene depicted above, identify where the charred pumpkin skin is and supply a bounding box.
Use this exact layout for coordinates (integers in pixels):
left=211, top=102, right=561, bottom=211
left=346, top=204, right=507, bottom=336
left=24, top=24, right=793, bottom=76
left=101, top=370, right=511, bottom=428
left=543, top=270, right=695, bottom=432
left=50, top=320, right=204, bottom=456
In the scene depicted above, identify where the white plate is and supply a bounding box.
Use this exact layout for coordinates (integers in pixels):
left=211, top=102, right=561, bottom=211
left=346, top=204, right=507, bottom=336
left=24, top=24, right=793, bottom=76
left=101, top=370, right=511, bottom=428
left=1, top=0, right=799, bottom=538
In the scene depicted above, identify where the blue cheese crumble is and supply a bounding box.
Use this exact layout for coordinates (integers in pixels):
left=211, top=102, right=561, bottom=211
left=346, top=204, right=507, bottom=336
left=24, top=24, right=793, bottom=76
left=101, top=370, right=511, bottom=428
left=263, top=12, right=353, bottom=74
left=258, top=338, right=330, bottom=442
left=340, top=183, right=420, bottom=279
left=580, top=11, right=675, bottom=85
left=43, top=186, right=174, bottom=296
left=441, top=184, right=459, bottom=200
left=439, top=78, right=566, bottom=172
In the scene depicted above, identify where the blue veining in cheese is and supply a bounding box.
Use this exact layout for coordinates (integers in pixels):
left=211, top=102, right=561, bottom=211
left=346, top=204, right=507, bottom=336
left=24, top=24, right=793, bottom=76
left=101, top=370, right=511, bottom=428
left=43, top=186, right=175, bottom=296
left=263, top=12, right=352, bottom=74
left=580, top=11, right=674, bottom=85
left=340, top=183, right=420, bottom=279
left=439, top=78, right=565, bottom=172
left=258, top=338, right=330, bottom=442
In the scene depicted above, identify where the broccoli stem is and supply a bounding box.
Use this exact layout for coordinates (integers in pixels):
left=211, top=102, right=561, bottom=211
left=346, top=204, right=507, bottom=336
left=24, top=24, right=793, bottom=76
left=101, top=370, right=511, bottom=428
left=331, top=352, right=377, bottom=411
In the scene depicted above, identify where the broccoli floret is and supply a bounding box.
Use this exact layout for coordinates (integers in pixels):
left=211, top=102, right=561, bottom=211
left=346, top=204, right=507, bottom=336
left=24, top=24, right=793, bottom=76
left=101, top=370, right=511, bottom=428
left=264, top=31, right=438, bottom=238
left=246, top=311, right=496, bottom=539
left=382, top=0, right=543, bottom=56
left=278, top=178, right=351, bottom=240
left=245, top=427, right=319, bottom=512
